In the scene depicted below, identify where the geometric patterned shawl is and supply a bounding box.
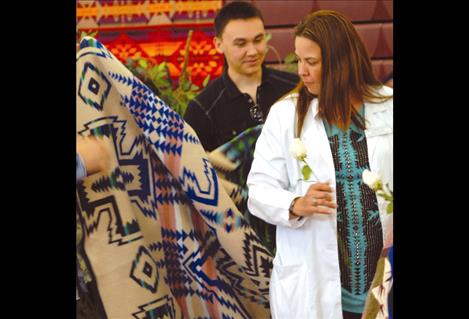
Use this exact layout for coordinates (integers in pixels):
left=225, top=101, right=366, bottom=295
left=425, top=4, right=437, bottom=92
left=208, top=126, right=276, bottom=255
left=76, top=37, right=272, bottom=319
left=362, top=219, right=393, bottom=319
left=361, top=245, right=393, bottom=319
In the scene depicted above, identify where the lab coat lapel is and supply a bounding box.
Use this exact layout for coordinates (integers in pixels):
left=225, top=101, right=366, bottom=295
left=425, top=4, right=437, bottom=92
left=301, top=99, right=335, bottom=183
left=364, top=103, right=390, bottom=171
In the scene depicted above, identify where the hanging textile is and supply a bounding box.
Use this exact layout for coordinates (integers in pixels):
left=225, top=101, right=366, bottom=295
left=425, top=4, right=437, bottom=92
left=76, top=37, right=272, bottom=319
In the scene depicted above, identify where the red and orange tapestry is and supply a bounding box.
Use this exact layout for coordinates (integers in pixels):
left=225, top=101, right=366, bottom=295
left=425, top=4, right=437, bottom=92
left=77, top=0, right=224, bottom=87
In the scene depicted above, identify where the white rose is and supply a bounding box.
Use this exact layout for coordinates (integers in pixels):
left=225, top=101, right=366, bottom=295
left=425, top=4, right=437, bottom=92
left=289, top=138, right=307, bottom=161
left=362, top=169, right=382, bottom=191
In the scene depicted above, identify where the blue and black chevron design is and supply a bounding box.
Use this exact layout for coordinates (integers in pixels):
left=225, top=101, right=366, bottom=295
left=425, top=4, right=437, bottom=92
left=109, top=69, right=202, bottom=156
left=180, top=159, right=219, bottom=206
left=77, top=119, right=157, bottom=244
left=78, top=37, right=115, bottom=61
left=130, top=246, right=160, bottom=293
left=77, top=37, right=272, bottom=319
left=78, top=62, right=111, bottom=111
left=151, top=156, right=192, bottom=209
left=131, top=295, right=176, bottom=319
left=92, top=167, right=134, bottom=192
left=179, top=232, right=253, bottom=317
left=325, top=119, right=383, bottom=308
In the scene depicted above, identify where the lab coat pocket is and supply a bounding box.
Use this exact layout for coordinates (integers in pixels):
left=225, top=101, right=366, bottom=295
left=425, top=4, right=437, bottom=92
left=270, top=261, right=309, bottom=318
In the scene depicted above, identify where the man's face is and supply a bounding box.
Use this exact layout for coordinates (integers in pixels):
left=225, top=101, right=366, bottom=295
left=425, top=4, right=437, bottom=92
left=214, top=18, right=267, bottom=77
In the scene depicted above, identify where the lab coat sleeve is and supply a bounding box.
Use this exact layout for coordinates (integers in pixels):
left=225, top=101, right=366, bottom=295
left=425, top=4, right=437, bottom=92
left=247, top=101, right=307, bottom=228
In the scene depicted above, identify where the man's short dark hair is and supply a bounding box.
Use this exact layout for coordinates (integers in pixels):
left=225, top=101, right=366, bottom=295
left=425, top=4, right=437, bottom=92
left=214, top=1, right=264, bottom=37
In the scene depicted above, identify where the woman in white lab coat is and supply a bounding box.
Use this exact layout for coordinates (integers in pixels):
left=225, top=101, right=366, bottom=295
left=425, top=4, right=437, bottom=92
left=247, top=10, right=393, bottom=319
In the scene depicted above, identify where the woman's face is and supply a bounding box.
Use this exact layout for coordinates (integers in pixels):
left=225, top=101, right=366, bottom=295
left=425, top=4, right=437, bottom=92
left=295, top=36, right=322, bottom=95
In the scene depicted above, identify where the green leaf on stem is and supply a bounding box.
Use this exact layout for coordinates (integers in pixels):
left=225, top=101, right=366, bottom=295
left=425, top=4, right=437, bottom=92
left=203, top=75, right=210, bottom=87
left=138, top=59, right=148, bottom=69
left=387, top=201, right=393, bottom=214
left=284, top=52, right=297, bottom=64
left=302, top=165, right=312, bottom=181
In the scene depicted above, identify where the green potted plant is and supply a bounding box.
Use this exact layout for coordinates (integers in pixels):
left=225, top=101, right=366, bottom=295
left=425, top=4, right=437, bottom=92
left=125, top=30, right=210, bottom=117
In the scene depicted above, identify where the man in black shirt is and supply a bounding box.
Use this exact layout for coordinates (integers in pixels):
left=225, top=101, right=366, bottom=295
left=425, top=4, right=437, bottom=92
left=184, top=1, right=298, bottom=255
left=184, top=1, right=299, bottom=152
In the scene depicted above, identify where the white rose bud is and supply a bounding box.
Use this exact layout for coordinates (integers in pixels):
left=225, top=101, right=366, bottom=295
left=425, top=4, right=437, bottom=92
left=362, top=169, right=382, bottom=191
left=289, top=138, right=307, bottom=161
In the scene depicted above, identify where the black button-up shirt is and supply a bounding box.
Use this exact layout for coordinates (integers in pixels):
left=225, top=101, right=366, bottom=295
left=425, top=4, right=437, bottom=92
left=184, top=66, right=299, bottom=151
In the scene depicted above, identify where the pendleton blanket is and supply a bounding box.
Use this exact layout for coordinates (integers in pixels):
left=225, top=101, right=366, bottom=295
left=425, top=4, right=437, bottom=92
left=208, top=126, right=276, bottom=254
left=362, top=220, right=393, bottom=319
left=76, top=37, right=272, bottom=319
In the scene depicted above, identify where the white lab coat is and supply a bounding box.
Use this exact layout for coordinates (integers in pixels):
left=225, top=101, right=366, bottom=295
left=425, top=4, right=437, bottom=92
left=247, top=86, right=393, bottom=319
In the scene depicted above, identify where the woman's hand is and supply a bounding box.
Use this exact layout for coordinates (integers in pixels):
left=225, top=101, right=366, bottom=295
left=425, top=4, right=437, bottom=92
left=290, top=182, right=337, bottom=217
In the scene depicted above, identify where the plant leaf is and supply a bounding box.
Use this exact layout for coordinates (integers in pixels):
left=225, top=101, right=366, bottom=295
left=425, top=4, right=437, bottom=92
left=203, top=75, right=210, bottom=87
left=386, top=183, right=394, bottom=196
left=301, top=165, right=312, bottom=181
left=386, top=202, right=393, bottom=214
left=182, top=81, right=191, bottom=91
left=284, top=52, right=297, bottom=63
left=149, top=66, right=159, bottom=78
left=157, top=62, right=166, bottom=72
left=138, top=59, right=148, bottom=69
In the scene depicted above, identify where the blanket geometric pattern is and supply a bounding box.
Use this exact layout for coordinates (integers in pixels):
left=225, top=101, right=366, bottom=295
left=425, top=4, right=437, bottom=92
left=361, top=246, right=393, bottom=319
left=76, top=36, right=272, bottom=319
left=208, top=125, right=276, bottom=254
left=362, top=220, right=393, bottom=319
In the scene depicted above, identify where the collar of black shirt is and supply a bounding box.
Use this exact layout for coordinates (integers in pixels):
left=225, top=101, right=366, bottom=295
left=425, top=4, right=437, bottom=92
left=222, top=65, right=273, bottom=100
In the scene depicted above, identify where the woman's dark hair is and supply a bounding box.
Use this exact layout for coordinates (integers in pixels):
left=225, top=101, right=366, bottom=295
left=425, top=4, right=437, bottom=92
left=293, top=10, right=392, bottom=136
left=214, top=1, right=264, bottom=38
